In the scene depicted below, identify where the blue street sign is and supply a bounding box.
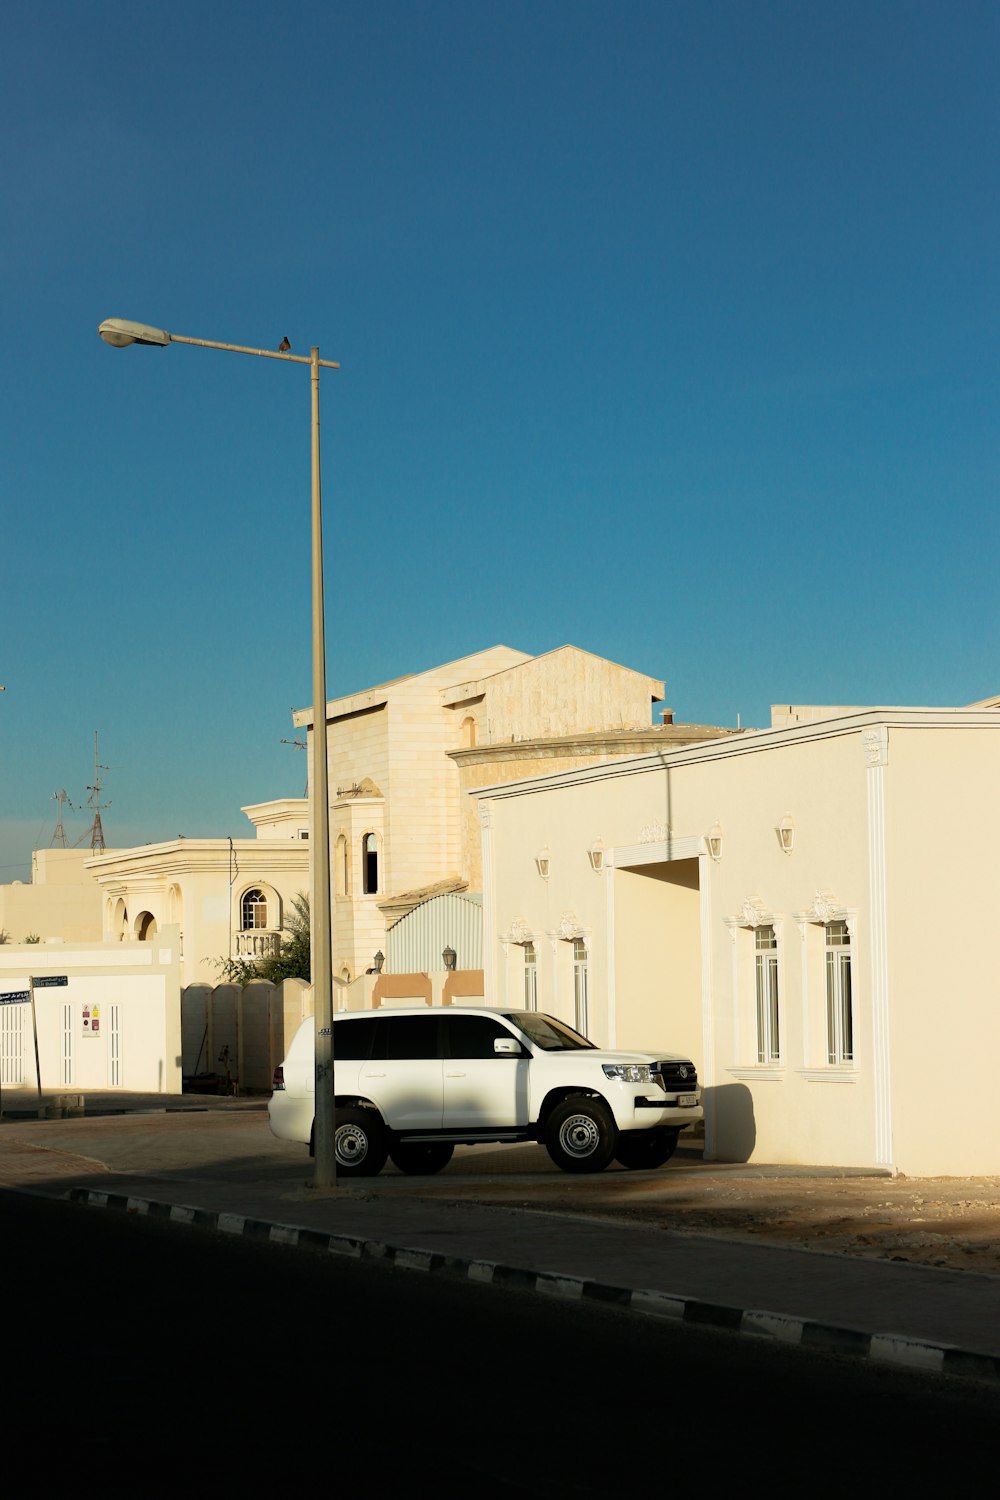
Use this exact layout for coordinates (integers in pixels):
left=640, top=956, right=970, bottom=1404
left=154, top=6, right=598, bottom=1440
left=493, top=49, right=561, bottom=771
left=0, top=991, right=30, bottom=1005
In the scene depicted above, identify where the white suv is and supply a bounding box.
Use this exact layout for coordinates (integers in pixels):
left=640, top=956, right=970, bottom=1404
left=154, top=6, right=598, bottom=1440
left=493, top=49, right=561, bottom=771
left=269, top=1007, right=702, bottom=1177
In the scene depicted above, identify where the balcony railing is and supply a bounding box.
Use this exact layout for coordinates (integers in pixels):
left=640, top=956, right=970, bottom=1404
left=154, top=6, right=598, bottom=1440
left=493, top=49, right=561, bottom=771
left=235, top=930, right=281, bottom=960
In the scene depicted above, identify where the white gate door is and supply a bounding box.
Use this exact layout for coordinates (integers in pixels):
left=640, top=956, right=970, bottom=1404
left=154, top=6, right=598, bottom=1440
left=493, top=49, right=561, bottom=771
left=1, top=1003, right=25, bottom=1085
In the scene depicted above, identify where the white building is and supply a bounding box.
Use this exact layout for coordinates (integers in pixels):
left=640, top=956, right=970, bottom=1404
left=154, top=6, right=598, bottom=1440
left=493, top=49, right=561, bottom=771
left=476, top=702, right=1000, bottom=1177
left=0, top=928, right=182, bottom=1093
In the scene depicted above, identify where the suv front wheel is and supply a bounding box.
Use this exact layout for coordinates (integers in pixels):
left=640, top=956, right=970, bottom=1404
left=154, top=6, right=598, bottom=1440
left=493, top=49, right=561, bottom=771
left=545, top=1096, right=617, bottom=1174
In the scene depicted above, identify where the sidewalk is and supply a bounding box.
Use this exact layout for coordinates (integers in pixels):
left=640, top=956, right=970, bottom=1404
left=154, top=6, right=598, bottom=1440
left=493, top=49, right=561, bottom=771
left=2, top=1091, right=999, bottom=1383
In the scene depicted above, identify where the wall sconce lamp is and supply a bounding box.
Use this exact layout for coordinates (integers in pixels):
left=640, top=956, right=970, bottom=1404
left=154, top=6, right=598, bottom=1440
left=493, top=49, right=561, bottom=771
left=777, top=815, right=795, bottom=854
left=442, top=945, right=457, bottom=971
left=706, top=823, right=723, bottom=861
left=535, top=846, right=551, bottom=879
left=372, top=950, right=385, bottom=973
left=588, top=838, right=605, bottom=872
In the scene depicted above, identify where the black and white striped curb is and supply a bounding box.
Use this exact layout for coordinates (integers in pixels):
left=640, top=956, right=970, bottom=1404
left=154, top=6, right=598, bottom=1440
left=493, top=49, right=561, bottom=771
left=66, top=1186, right=1000, bottom=1385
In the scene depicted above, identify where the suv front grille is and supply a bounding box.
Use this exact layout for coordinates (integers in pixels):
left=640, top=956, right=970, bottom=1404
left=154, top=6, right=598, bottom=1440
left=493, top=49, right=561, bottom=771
left=654, top=1060, right=698, bottom=1093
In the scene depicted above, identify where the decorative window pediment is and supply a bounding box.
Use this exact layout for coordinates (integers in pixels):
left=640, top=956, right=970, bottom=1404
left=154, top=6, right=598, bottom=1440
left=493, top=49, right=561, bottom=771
left=555, top=912, right=586, bottom=942
left=801, top=890, right=846, bottom=925
left=501, top=917, right=533, bottom=945
left=727, top=895, right=775, bottom=930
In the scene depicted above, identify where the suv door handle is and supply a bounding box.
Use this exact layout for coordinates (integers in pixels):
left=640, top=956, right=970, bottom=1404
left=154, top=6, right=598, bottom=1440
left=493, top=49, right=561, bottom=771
left=444, top=1069, right=466, bottom=1077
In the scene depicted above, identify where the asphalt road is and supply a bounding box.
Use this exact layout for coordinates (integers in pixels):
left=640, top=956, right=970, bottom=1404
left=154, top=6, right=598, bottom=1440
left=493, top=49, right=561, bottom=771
left=5, top=1191, right=997, bottom=1496
left=4, top=1095, right=1000, bottom=1383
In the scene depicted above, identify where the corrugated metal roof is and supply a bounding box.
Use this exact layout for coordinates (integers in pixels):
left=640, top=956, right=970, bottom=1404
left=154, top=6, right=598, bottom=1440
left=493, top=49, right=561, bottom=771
left=386, top=892, right=483, bottom=973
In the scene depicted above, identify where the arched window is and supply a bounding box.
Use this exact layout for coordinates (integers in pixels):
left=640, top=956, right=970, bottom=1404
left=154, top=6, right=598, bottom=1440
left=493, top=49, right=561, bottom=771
left=335, top=835, right=350, bottom=897
left=362, top=834, right=379, bottom=895
left=461, top=716, right=477, bottom=748
left=167, top=884, right=183, bottom=925
left=241, top=888, right=268, bottom=930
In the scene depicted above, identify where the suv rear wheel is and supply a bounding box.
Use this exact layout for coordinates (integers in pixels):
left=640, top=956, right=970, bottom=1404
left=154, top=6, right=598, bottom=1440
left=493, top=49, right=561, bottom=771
left=614, top=1127, right=679, bottom=1170
left=388, top=1141, right=455, bottom=1176
left=545, top=1096, right=617, bottom=1174
left=333, top=1106, right=388, bottom=1177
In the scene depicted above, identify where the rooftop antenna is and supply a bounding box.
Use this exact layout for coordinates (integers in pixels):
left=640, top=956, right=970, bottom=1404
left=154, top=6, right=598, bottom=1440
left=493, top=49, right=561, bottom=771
left=281, top=736, right=308, bottom=796
left=80, top=732, right=113, bottom=853
left=50, top=789, right=73, bottom=848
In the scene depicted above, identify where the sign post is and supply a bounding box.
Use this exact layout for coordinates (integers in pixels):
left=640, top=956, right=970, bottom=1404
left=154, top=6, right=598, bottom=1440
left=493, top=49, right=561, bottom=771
left=29, top=977, right=68, bottom=1104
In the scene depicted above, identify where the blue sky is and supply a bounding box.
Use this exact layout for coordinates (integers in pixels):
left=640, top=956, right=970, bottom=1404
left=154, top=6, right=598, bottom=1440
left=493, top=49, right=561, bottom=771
left=2, top=0, right=996, bottom=878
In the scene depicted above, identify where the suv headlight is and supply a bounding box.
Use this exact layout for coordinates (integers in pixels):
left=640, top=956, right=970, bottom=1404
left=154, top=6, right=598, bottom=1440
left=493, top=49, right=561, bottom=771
left=602, top=1063, right=653, bottom=1083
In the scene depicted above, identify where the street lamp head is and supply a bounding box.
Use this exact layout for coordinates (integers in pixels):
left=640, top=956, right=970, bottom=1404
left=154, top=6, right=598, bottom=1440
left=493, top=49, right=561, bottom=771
left=98, top=318, right=170, bottom=349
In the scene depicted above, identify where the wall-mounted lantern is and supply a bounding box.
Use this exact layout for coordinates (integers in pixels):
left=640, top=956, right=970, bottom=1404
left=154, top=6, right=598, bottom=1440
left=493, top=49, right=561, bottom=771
left=535, top=846, right=551, bottom=879
left=777, top=815, right=795, bottom=854
left=442, top=945, right=457, bottom=971
left=588, top=838, right=605, bottom=872
left=706, top=823, right=723, bottom=861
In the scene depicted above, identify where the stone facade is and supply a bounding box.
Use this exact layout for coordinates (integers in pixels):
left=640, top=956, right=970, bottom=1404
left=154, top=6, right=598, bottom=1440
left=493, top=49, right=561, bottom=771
left=293, top=644, right=733, bottom=981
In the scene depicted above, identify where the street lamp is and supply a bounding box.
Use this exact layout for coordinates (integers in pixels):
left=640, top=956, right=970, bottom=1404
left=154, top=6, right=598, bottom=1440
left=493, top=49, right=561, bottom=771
left=98, top=317, right=341, bottom=1188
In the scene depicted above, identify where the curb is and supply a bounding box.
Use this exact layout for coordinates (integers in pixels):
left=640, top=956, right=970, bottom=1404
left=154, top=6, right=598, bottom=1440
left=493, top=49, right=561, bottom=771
left=66, top=1186, right=1000, bottom=1386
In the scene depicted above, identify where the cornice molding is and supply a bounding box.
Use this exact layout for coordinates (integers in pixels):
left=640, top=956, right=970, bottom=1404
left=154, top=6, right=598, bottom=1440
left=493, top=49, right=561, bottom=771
left=470, top=708, right=1000, bottom=802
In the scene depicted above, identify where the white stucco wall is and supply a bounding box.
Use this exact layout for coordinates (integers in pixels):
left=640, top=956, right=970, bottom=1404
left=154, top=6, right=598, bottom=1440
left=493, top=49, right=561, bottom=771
left=478, top=709, right=1000, bottom=1177
left=0, top=927, right=182, bottom=1093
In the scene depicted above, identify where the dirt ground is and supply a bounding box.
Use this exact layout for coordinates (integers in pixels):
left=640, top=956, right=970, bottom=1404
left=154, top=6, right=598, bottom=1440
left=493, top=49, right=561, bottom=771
left=441, top=1166, right=1000, bottom=1277
left=419, top=1158, right=1000, bottom=1278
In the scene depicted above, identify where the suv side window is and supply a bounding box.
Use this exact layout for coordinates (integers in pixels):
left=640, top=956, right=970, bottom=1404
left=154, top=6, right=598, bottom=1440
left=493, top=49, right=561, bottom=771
left=377, top=1014, right=443, bottom=1061
left=446, top=1015, right=525, bottom=1059
left=333, top=1016, right=379, bottom=1061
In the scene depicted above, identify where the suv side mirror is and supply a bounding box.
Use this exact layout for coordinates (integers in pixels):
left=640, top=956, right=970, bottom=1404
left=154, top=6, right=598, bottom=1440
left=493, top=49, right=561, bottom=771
left=494, top=1037, right=523, bottom=1057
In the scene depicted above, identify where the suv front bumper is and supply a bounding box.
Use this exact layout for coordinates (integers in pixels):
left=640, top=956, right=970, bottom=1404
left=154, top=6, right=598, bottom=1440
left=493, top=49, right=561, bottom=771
left=627, top=1092, right=703, bottom=1128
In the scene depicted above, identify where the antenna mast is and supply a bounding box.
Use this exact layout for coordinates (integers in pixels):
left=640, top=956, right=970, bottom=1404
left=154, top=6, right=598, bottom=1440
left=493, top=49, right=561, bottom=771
left=50, top=789, right=71, bottom=848
left=281, top=736, right=308, bottom=796
left=84, top=732, right=112, bottom=853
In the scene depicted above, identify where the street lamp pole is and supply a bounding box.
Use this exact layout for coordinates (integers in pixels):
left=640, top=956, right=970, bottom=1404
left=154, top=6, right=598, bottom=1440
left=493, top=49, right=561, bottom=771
left=98, top=317, right=340, bottom=1188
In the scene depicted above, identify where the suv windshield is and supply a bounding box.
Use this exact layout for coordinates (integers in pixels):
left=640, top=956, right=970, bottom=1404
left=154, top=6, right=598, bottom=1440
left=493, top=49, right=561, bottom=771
left=504, top=1011, right=595, bottom=1052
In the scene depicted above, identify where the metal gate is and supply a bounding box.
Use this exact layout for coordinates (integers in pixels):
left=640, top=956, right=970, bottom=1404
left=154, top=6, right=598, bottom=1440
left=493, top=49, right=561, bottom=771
left=0, top=1003, right=25, bottom=1085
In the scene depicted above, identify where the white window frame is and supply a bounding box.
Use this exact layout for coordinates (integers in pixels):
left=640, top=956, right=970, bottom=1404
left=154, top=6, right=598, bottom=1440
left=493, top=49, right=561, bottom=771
left=572, top=938, right=589, bottom=1036
left=241, top=888, right=268, bottom=930
left=523, top=941, right=538, bottom=1011
left=825, top=920, right=854, bottom=1064
left=755, top=924, right=780, bottom=1064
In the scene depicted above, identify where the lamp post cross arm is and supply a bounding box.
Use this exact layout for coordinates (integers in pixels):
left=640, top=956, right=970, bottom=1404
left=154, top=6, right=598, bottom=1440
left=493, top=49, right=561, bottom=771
left=170, top=333, right=340, bottom=369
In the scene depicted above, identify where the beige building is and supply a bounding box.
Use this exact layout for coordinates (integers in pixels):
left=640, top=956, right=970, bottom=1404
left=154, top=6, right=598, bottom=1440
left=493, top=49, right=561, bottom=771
left=0, top=849, right=106, bottom=946
left=68, top=644, right=729, bottom=993
left=86, top=800, right=310, bottom=985
left=293, top=644, right=734, bottom=982
left=476, top=702, right=1000, bottom=1177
